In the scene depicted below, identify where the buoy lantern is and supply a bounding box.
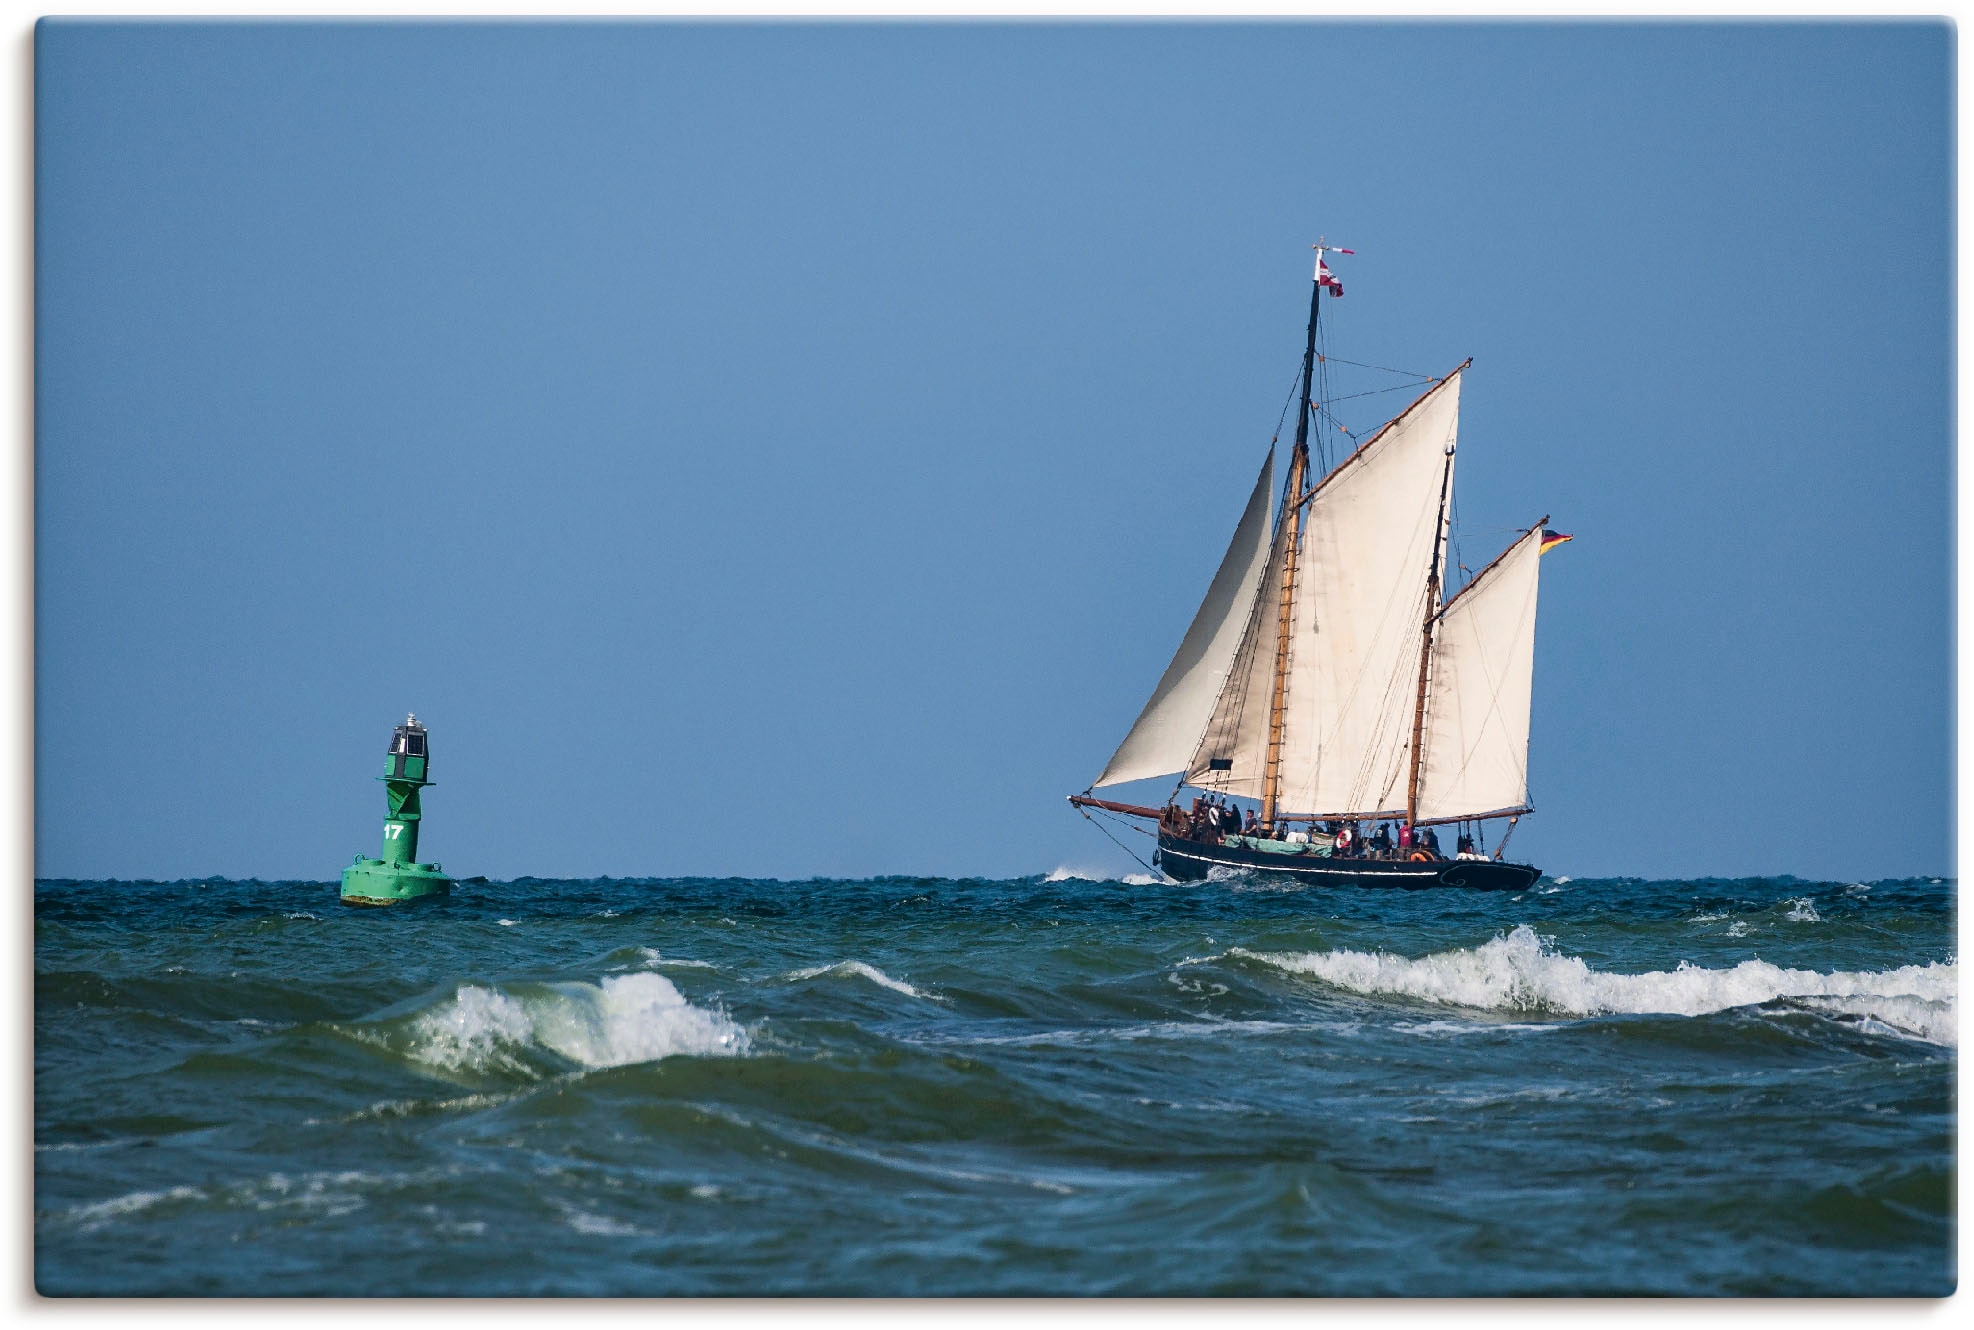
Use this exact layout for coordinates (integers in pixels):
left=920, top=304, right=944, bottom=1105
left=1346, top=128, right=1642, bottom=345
left=340, top=713, right=454, bottom=905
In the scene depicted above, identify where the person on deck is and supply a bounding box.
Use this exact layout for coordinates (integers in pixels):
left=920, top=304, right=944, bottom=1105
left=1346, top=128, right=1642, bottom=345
left=1372, top=823, right=1391, bottom=856
left=1398, top=823, right=1413, bottom=850
left=1421, top=826, right=1441, bottom=858
left=1243, top=809, right=1258, bottom=836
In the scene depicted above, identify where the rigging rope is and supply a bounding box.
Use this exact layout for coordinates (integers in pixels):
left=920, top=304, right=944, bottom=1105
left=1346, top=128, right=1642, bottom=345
left=1315, top=354, right=1434, bottom=379
left=1075, top=804, right=1166, bottom=881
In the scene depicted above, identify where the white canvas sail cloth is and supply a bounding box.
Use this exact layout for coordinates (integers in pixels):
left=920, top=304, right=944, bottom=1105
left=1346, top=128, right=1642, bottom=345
left=1187, top=371, right=1463, bottom=813
left=1093, top=449, right=1275, bottom=788
left=1414, top=524, right=1544, bottom=823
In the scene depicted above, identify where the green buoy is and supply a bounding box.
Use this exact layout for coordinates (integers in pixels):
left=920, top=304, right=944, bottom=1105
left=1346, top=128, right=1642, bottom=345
left=341, top=714, right=454, bottom=906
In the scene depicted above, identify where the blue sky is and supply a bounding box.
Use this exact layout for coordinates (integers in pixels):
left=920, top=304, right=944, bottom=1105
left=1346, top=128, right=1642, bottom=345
left=34, top=19, right=1952, bottom=882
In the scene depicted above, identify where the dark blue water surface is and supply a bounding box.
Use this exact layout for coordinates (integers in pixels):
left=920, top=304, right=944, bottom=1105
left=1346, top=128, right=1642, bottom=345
left=35, top=872, right=1955, bottom=1295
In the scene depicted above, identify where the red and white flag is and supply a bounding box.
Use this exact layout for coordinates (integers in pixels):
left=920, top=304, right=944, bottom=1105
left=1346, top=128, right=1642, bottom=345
left=1315, top=244, right=1352, bottom=296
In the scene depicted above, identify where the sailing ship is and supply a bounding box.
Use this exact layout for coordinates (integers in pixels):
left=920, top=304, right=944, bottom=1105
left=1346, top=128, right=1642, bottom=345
left=1069, top=245, right=1566, bottom=889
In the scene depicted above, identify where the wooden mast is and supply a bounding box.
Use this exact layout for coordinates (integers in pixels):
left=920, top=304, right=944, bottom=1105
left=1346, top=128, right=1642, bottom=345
left=1404, top=442, right=1457, bottom=829
left=1261, top=263, right=1324, bottom=831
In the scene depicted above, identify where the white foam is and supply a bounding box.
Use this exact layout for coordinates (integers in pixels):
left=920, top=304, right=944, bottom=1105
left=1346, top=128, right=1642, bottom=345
left=1235, top=925, right=1958, bottom=1046
left=1047, top=864, right=1171, bottom=886
left=1784, top=897, right=1822, bottom=922
left=563, top=1209, right=640, bottom=1236
left=1800, top=994, right=1957, bottom=1045
left=783, top=959, right=934, bottom=999
left=63, top=1185, right=205, bottom=1229
left=411, top=985, right=535, bottom=1073
left=633, top=946, right=715, bottom=970
left=497, top=919, right=518, bottom=927
left=408, top=973, right=748, bottom=1073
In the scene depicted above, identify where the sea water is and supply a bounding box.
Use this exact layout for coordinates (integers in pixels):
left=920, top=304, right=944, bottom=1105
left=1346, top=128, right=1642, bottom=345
left=34, top=872, right=1954, bottom=1295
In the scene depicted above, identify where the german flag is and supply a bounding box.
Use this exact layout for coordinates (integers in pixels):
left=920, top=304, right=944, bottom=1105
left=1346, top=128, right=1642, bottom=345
left=1539, top=529, right=1574, bottom=554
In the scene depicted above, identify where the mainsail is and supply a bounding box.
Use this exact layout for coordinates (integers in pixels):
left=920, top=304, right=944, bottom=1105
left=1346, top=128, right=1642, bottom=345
left=1413, top=523, right=1544, bottom=823
left=1092, top=449, right=1275, bottom=788
left=1185, top=371, right=1463, bottom=813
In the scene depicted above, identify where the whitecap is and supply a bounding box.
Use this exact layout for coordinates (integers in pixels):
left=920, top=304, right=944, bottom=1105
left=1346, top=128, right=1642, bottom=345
left=1783, top=897, right=1822, bottom=922
left=407, top=973, right=748, bottom=1073
left=633, top=946, right=714, bottom=970
left=61, top=1185, right=205, bottom=1229
left=782, top=959, right=936, bottom=1000
left=563, top=1209, right=640, bottom=1236
left=1233, top=925, right=1958, bottom=1046
left=1799, top=994, right=1956, bottom=1046
left=497, top=919, right=518, bottom=927
left=1045, top=865, right=1164, bottom=885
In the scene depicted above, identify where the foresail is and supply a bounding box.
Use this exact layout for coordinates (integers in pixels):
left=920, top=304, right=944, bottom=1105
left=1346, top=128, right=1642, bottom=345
left=1276, top=370, right=1462, bottom=816
left=1414, top=524, right=1543, bottom=824
left=1183, top=512, right=1290, bottom=798
left=1093, top=449, right=1275, bottom=788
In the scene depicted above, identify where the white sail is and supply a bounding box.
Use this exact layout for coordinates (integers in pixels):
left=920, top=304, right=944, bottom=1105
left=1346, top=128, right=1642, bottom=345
left=1187, top=371, right=1462, bottom=810
left=1093, top=449, right=1275, bottom=788
left=1183, top=511, right=1291, bottom=797
left=1274, top=370, right=1460, bottom=816
left=1414, top=524, right=1543, bottom=823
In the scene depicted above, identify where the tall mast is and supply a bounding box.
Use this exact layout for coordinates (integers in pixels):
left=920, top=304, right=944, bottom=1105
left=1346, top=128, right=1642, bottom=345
left=1404, top=440, right=1457, bottom=827
left=1261, top=245, right=1333, bottom=829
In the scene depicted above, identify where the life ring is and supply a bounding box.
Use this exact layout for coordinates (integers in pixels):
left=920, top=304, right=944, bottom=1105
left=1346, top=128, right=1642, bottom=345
left=1408, top=850, right=1433, bottom=862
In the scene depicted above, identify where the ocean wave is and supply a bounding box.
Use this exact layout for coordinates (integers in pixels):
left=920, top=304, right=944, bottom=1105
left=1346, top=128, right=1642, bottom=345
left=407, top=973, right=748, bottom=1074
left=1233, top=925, right=1957, bottom=1046
left=633, top=946, right=715, bottom=970
left=1043, top=866, right=1164, bottom=886
left=782, top=959, right=935, bottom=999
left=59, top=1185, right=206, bottom=1230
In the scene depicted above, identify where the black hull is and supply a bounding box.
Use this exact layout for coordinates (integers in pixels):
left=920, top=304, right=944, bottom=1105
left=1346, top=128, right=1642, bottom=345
left=1156, top=831, right=1541, bottom=891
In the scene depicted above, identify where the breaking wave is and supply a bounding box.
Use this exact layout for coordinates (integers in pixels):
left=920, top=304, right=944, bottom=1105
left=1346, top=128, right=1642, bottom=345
left=783, top=959, right=935, bottom=999
left=404, top=972, right=747, bottom=1074
left=1043, top=866, right=1164, bottom=886
left=1235, top=925, right=1956, bottom=1046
